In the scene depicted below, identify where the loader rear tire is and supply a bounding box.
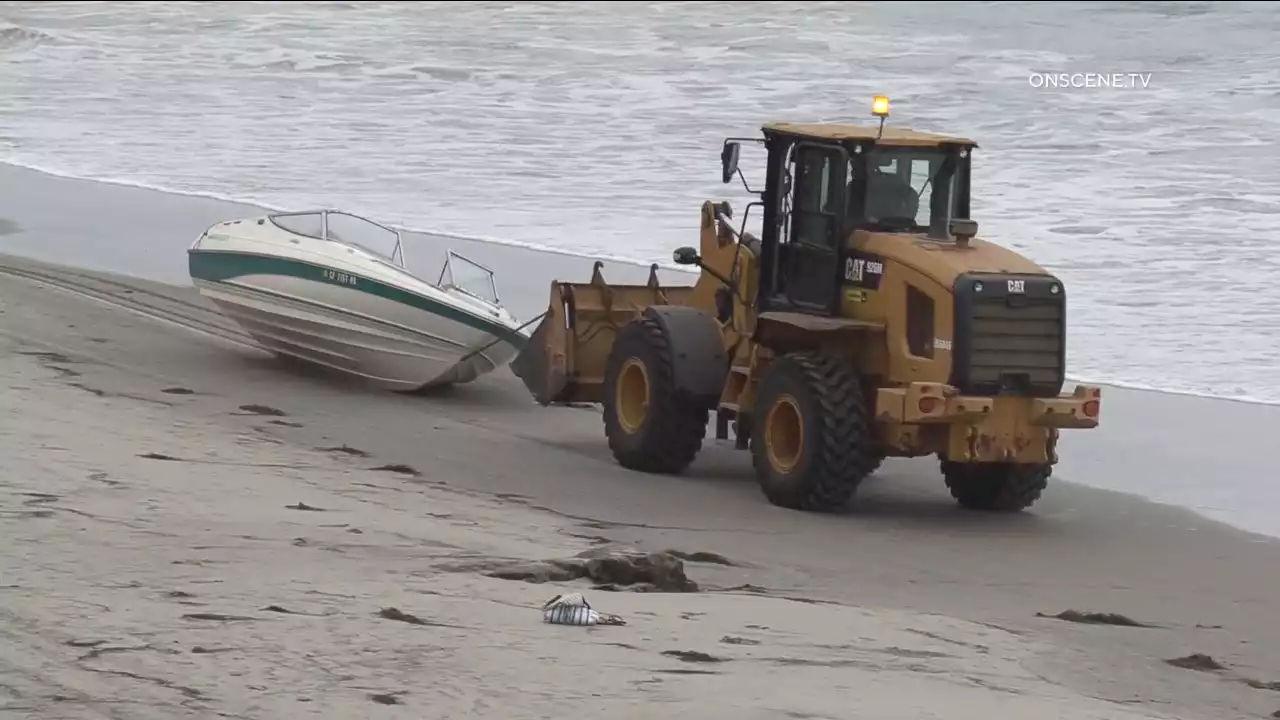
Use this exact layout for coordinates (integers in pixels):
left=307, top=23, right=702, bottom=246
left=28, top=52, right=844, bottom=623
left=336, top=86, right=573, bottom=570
left=602, top=315, right=708, bottom=474
left=751, top=352, right=877, bottom=512
left=941, top=461, right=1051, bottom=512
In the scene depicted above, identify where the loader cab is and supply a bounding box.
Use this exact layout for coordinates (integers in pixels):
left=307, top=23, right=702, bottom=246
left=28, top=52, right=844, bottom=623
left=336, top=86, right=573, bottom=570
left=720, top=117, right=974, bottom=318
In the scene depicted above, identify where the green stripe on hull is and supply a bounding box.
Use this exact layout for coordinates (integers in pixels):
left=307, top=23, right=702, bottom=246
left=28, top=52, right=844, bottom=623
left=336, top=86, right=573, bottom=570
left=188, top=249, right=527, bottom=349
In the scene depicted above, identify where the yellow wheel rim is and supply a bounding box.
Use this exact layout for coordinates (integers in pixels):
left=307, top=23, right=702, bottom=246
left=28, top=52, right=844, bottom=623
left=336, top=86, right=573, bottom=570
left=615, top=358, right=650, bottom=434
left=765, top=394, right=803, bottom=473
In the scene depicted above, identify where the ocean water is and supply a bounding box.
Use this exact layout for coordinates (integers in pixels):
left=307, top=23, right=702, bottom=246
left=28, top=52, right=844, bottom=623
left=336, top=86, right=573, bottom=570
left=1, top=1, right=1278, bottom=404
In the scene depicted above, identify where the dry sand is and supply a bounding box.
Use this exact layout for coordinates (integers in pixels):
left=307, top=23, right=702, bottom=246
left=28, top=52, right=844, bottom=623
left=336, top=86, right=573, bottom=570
left=2, top=163, right=1280, bottom=719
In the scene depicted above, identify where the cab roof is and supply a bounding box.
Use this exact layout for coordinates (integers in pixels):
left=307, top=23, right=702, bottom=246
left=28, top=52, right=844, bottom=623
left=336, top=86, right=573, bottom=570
left=761, top=121, right=979, bottom=148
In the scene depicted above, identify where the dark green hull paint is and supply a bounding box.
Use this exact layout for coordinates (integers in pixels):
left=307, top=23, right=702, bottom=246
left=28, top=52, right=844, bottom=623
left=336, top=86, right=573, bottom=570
left=188, top=249, right=528, bottom=349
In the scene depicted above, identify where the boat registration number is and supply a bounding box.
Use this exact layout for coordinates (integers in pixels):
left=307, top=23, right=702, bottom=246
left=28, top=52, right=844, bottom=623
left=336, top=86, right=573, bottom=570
left=322, top=269, right=359, bottom=287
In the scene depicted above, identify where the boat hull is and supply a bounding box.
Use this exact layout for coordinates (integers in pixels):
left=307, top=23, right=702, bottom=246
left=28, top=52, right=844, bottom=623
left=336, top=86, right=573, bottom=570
left=189, top=249, right=525, bottom=391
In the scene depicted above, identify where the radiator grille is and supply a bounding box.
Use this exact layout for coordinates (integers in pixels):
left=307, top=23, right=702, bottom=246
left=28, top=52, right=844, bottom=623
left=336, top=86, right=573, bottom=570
left=952, top=274, right=1066, bottom=398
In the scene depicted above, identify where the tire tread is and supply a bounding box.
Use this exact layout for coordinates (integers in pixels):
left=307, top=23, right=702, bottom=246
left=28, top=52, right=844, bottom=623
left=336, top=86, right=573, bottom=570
left=753, top=352, right=876, bottom=511
left=941, top=461, right=1051, bottom=512
left=603, top=315, right=708, bottom=474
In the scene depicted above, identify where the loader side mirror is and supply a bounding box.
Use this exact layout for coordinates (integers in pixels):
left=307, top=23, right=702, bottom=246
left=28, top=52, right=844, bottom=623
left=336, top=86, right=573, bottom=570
left=721, top=142, right=741, bottom=184
left=673, top=246, right=701, bottom=266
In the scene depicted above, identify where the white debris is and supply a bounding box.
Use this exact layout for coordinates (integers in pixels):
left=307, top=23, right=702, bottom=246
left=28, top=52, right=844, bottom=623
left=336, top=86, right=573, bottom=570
left=541, top=592, right=625, bottom=626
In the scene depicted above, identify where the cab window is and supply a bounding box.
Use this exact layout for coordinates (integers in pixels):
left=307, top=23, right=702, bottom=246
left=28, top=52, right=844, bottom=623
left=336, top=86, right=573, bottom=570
left=859, top=148, right=956, bottom=235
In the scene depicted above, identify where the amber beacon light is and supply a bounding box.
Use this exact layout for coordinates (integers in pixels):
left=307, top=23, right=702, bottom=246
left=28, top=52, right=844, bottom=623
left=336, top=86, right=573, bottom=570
left=872, top=95, right=890, bottom=138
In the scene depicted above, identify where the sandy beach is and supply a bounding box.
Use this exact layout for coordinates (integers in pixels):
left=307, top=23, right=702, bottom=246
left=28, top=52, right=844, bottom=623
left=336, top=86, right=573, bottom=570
left=3, top=162, right=1280, bottom=720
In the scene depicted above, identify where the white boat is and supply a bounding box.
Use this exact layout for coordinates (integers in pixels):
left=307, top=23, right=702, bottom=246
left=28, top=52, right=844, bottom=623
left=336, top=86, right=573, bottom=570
left=187, top=209, right=530, bottom=391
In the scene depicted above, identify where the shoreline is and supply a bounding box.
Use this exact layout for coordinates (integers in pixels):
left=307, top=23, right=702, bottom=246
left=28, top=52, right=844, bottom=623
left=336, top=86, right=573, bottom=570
left=2, top=158, right=1276, bottom=409
left=3, top=159, right=1279, bottom=540
left=4, top=248, right=1276, bottom=540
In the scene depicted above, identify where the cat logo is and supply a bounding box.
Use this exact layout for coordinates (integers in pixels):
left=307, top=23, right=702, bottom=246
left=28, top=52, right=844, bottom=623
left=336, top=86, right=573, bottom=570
left=1007, top=279, right=1026, bottom=294
left=842, top=250, right=885, bottom=291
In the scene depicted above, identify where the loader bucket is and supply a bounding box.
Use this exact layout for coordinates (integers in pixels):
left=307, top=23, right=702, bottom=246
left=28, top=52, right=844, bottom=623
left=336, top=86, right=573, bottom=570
left=510, top=311, right=569, bottom=405
left=509, top=261, right=695, bottom=407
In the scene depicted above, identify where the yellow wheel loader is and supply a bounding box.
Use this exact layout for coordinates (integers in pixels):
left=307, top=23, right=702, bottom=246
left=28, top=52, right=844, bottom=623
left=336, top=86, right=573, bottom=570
left=511, top=97, right=1101, bottom=513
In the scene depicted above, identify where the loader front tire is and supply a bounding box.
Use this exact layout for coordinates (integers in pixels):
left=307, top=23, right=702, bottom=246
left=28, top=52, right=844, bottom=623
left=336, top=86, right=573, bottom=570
left=941, top=461, right=1051, bottom=512
left=602, top=315, right=708, bottom=474
left=751, top=352, right=877, bottom=512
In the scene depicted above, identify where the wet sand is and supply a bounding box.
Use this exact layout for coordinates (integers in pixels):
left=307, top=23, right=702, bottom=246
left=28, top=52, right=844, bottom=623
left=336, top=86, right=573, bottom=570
left=3, top=163, right=1280, bottom=719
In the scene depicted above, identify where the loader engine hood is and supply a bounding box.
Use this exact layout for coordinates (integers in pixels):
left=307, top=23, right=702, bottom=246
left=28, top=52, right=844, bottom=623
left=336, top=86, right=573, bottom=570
left=854, top=229, right=1053, bottom=289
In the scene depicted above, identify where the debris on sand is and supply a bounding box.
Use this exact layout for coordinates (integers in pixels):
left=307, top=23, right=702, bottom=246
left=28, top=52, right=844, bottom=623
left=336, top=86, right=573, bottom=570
left=262, top=604, right=328, bottom=617
left=317, top=444, right=370, bottom=457
left=237, top=404, right=287, bottom=417
left=579, top=550, right=700, bottom=592
left=370, top=463, right=421, bottom=477
left=1165, top=654, right=1225, bottom=672
left=663, top=549, right=738, bottom=567
left=474, top=550, right=700, bottom=593
left=376, top=607, right=461, bottom=628
left=722, top=583, right=769, bottom=594
left=377, top=607, right=429, bottom=625
left=181, top=612, right=258, bottom=622
left=161, top=387, right=195, bottom=395
left=541, top=592, right=625, bottom=626
left=191, top=646, right=235, bottom=655
left=720, top=635, right=761, bottom=646
left=1035, top=610, right=1152, bottom=627
left=138, top=452, right=182, bottom=462
left=285, top=502, right=325, bottom=512
left=1243, top=678, right=1280, bottom=692
left=368, top=693, right=402, bottom=705
left=662, top=650, right=725, bottom=663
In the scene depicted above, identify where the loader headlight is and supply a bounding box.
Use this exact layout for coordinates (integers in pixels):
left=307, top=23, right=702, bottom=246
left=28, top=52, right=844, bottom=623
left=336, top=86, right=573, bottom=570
left=973, top=281, right=984, bottom=293
left=1051, top=283, right=1060, bottom=294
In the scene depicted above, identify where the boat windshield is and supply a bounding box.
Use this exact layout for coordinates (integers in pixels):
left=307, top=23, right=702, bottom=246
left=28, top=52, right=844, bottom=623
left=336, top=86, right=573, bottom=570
left=438, top=251, right=500, bottom=306
left=270, top=210, right=406, bottom=266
